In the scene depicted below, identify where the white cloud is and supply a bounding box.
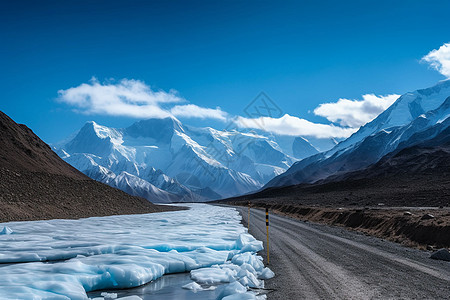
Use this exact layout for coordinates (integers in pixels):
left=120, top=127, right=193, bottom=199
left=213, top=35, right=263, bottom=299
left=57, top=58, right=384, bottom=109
left=235, top=114, right=357, bottom=139
left=57, top=78, right=400, bottom=139
left=171, top=104, right=228, bottom=121
left=235, top=93, right=401, bottom=138
left=313, top=94, right=399, bottom=127
left=57, top=78, right=227, bottom=121
left=422, top=42, right=450, bottom=78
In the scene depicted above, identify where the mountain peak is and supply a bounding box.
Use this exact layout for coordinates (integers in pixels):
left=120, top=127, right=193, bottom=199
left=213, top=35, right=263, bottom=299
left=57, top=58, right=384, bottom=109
left=125, top=116, right=184, bottom=143
left=65, top=121, right=120, bottom=156
left=80, top=121, right=118, bottom=139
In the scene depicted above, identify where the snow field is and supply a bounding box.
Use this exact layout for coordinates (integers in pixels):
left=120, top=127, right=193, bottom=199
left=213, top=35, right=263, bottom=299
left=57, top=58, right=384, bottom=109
left=0, top=204, right=273, bottom=299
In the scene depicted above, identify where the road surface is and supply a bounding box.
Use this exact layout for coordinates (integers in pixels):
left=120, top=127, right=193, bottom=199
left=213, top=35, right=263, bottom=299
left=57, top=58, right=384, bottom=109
left=236, top=207, right=450, bottom=299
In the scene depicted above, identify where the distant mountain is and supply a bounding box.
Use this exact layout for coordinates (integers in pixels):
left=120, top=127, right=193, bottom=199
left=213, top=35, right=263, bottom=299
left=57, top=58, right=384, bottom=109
left=266, top=80, right=450, bottom=188
left=326, top=127, right=450, bottom=183
left=222, top=126, right=450, bottom=207
left=314, top=116, right=450, bottom=188
left=0, top=111, right=167, bottom=222
left=55, top=118, right=332, bottom=202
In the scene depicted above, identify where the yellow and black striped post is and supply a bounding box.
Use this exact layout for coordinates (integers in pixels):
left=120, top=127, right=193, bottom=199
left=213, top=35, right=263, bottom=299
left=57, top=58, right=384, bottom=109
left=247, top=201, right=250, bottom=231
left=265, top=207, right=270, bottom=265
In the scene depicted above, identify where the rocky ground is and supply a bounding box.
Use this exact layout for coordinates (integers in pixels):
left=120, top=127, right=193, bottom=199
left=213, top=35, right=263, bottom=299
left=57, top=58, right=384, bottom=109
left=0, top=167, right=181, bottom=222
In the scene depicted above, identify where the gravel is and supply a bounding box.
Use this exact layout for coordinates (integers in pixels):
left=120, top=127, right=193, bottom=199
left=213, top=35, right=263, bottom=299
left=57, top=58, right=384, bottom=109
left=237, top=206, right=450, bottom=299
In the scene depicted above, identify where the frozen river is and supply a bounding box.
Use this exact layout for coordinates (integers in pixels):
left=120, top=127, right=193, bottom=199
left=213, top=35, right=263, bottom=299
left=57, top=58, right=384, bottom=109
left=0, top=204, right=273, bottom=299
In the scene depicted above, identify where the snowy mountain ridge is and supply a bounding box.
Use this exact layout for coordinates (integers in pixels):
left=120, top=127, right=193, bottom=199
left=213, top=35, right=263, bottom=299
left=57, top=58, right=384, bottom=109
left=266, top=80, right=450, bottom=188
left=328, top=79, right=450, bottom=157
left=56, top=117, right=330, bottom=202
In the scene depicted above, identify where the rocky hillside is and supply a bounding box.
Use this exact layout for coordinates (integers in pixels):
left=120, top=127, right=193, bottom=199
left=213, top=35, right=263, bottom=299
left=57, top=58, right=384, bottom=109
left=0, top=111, right=174, bottom=222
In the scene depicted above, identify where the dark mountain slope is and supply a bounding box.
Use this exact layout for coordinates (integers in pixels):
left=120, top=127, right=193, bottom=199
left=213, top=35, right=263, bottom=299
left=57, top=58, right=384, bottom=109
left=221, top=128, right=450, bottom=207
left=325, top=127, right=450, bottom=183
left=0, top=111, right=174, bottom=222
left=0, top=111, right=87, bottom=179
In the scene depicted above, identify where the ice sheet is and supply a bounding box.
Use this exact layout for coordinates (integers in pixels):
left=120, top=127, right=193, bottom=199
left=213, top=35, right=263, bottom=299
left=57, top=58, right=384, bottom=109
left=0, top=204, right=272, bottom=299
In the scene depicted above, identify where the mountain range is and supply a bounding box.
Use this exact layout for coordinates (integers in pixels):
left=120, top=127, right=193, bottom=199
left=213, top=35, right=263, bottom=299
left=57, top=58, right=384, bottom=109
left=222, top=80, right=450, bottom=208
left=54, top=80, right=450, bottom=205
left=54, top=118, right=338, bottom=203
left=225, top=125, right=450, bottom=208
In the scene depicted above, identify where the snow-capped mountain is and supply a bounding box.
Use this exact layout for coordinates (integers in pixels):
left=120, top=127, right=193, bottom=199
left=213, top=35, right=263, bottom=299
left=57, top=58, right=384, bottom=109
left=55, top=117, right=326, bottom=202
left=266, top=80, right=450, bottom=188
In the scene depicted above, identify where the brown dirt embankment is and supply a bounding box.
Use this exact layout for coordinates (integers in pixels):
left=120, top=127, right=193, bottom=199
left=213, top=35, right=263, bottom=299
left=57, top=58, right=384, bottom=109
left=230, top=201, right=450, bottom=250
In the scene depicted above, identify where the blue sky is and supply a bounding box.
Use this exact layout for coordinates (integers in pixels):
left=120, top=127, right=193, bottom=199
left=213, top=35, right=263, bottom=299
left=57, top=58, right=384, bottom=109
left=1, top=0, right=450, bottom=142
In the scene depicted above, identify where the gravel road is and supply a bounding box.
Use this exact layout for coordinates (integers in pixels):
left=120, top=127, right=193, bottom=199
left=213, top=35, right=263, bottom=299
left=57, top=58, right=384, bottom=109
left=237, top=207, right=450, bottom=299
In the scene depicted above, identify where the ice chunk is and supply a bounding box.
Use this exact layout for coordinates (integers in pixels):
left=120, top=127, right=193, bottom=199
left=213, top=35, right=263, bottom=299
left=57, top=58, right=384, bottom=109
left=223, top=292, right=258, bottom=300
left=237, top=270, right=262, bottom=288
left=91, top=297, right=141, bottom=300
left=231, top=252, right=264, bottom=272
left=181, top=281, right=218, bottom=293
left=191, top=266, right=236, bottom=284
left=259, top=267, right=275, bottom=280
left=182, top=281, right=203, bottom=292
left=101, top=292, right=118, bottom=299
left=188, top=252, right=273, bottom=294
left=217, top=281, right=248, bottom=299
left=240, top=263, right=256, bottom=274
left=235, top=234, right=263, bottom=253
left=0, top=226, right=13, bottom=235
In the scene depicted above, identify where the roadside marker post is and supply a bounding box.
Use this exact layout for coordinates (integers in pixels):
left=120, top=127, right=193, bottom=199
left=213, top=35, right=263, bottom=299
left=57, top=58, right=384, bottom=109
left=266, top=207, right=270, bottom=265
left=248, top=201, right=250, bottom=231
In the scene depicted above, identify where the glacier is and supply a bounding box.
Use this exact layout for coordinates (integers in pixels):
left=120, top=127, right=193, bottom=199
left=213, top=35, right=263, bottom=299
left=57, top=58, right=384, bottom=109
left=0, top=204, right=273, bottom=300
left=54, top=117, right=334, bottom=202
